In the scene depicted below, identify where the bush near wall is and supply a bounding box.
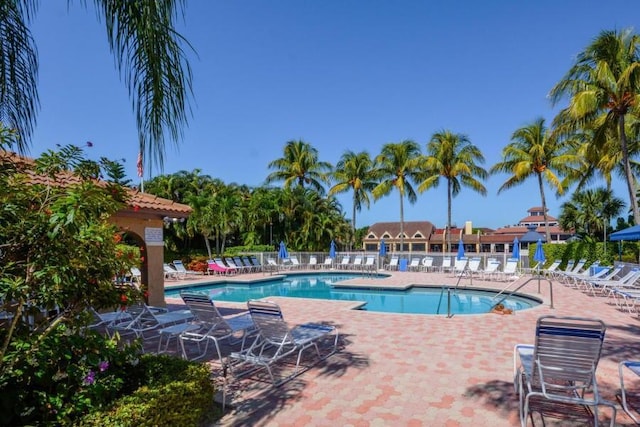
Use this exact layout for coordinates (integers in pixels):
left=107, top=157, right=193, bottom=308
left=535, top=241, right=625, bottom=269
left=79, top=354, right=217, bottom=426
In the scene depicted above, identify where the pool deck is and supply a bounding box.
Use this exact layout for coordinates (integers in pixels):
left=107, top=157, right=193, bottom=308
left=163, top=268, right=640, bottom=426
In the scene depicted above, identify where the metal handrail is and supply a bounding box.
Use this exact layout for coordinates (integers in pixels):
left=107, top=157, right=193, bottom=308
left=492, top=272, right=554, bottom=309
left=436, top=286, right=454, bottom=318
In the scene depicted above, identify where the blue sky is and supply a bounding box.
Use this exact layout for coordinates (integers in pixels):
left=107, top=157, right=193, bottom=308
left=27, top=1, right=640, bottom=229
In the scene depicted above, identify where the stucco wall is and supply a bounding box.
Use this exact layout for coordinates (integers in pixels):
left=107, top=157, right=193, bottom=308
left=109, top=216, right=166, bottom=307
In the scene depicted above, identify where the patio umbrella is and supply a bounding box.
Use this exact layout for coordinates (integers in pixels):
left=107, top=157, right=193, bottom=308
left=329, top=240, right=336, bottom=259
left=379, top=239, right=387, bottom=256
left=378, top=238, right=387, bottom=271
left=533, top=239, right=546, bottom=264
left=278, top=241, right=288, bottom=260
left=533, top=238, right=546, bottom=293
left=610, top=224, right=640, bottom=241
left=512, top=237, right=520, bottom=260
left=457, top=239, right=465, bottom=260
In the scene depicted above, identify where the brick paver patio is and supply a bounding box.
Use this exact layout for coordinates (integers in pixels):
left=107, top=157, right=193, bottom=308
left=163, top=269, right=640, bottom=426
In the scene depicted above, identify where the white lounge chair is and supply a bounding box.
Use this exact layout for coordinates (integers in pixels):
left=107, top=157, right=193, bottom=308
left=408, top=257, right=421, bottom=271
left=178, top=292, right=256, bottom=361
left=498, top=258, right=519, bottom=281
left=172, top=260, right=201, bottom=277
left=580, top=265, right=623, bottom=294
left=452, top=257, right=468, bottom=277
left=363, top=256, right=376, bottom=271
left=308, top=255, right=318, bottom=269
left=107, top=301, right=194, bottom=341
left=351, top=255, right=363, bottom=270
left=130, top=267, right=142, bottom=284
left=163, top=263, right=184, bottom=280
left=514, top=316, right=615, bottom=426
left=339, top=255, right=351, bottom=269
left=440, top=257, right=452, bottom=273
left=229, top=300, right=338, bottom=386
left=480, top=260, right=501, bottom=281
left=593, top=268, right=640, bottom=298
left=322, top=257, right=333, bottom=269
left=467, top=257, right=482, bottom=277
left=385, top=256, right=399, bottom=271
left=292, top=255, right=304, bottom=269
left=421, top=256, right=434, bottom=272
left=619, top=360, right=640, bottom=424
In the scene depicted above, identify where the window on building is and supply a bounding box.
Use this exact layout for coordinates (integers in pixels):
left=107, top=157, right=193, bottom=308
left=412, top=243, right=425, bottom=252
left=365, top=244, right=377, bottom=251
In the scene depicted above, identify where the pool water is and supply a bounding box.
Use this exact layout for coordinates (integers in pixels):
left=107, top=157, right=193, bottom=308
left=165, top=273, right=539, bottom=315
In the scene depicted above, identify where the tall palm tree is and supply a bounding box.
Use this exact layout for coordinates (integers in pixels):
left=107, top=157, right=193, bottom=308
left=0, top=0, right=193, bottom=171
left=418, top=130, right=488, bottom=251
left=372, top=140, right=422, bottom=251
left=265, top=140, right=332, bottom=195
left=549, top=28, right=640, bottom=224
left=490, top=118, right=578, bottom=242
left=329, top=150, right=378, bottom=250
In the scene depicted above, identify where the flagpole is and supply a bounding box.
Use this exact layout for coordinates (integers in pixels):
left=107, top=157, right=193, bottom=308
left=137, top=151, right=144, bottom=193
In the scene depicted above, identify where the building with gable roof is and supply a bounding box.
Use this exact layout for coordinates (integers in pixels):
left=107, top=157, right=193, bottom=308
left=362, top=207, right=573, bottom=254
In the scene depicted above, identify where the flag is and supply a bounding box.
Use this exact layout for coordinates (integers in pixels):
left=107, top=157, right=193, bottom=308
left=137, top=152, right=143, bottom=178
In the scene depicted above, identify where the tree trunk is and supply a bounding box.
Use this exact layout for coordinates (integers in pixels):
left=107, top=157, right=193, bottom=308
left=619, top=115, right=640, bottom=225
left=447, top=178, right=453, bottom=253
left=537, top=172, right=552, bottom=242
left=203, top=235, right=212, bottom=260
left=399, top=190, right=405, bottom=252
left=352, top=191, right=357, bottom=252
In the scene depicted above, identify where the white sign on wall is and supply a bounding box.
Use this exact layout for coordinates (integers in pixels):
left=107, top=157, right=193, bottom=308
left=144, top=227, right=164, bottom=246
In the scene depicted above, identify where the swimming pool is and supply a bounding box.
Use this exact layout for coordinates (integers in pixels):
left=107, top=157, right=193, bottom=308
left=165, top=273, right=541, bottom=315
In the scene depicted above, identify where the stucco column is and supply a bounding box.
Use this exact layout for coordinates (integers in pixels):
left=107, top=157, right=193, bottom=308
left=145, top=244, right=165, bottom=307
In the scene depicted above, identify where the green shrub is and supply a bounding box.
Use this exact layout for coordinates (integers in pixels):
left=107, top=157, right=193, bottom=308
left=78, top=354, right=217, bottom=427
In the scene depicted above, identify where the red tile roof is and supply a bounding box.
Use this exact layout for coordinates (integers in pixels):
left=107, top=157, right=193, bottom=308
left=4, top=151, right=191, bottom=217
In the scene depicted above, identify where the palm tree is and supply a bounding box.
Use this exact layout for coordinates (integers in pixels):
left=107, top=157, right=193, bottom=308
left=1, top=0, right=193, bottom=171
left=490, top=118, right=579, bottom=242
left=559, top=188, right=625, bottom=241
left=549, top=28, right=640, bottom=224
left=372, top=140, right=422, bottom=251
left=265, top=140, right=332, bottom=194
left=418, top=130, right=488, bottom=251
left=329, top=150, right=378, bottom=250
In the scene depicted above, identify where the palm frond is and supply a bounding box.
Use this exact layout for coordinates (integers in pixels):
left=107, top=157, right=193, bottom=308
left=95, top=0, right=194, bottom=172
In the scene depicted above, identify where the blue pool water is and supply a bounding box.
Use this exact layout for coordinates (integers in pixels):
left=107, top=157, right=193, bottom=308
left=165, top=273, right=540, bottom=315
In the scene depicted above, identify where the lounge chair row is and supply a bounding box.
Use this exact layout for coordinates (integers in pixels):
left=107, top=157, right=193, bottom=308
left=92, top=293, right=338, bottom=387
left=383, top=256, right=520, bottom=281
left=206, top=256, right=264, bottom=275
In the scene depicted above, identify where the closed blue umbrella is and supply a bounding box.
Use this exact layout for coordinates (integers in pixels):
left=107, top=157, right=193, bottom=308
left=278, top=241, right=288, bottom=260
left=329, top=240, right=336, bottom=259
left=533, top=238, right=546, bottom=294
left=512, top=237, right=520, bottom=260
left=379, top=239, right=387, bottom=256
left=457, top=239, right=465, bottom=260
left=533, top=239, right=545, bottom=263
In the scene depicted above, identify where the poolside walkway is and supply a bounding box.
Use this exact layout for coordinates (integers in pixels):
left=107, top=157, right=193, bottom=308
left=164, top=269, right=640, bottom=426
